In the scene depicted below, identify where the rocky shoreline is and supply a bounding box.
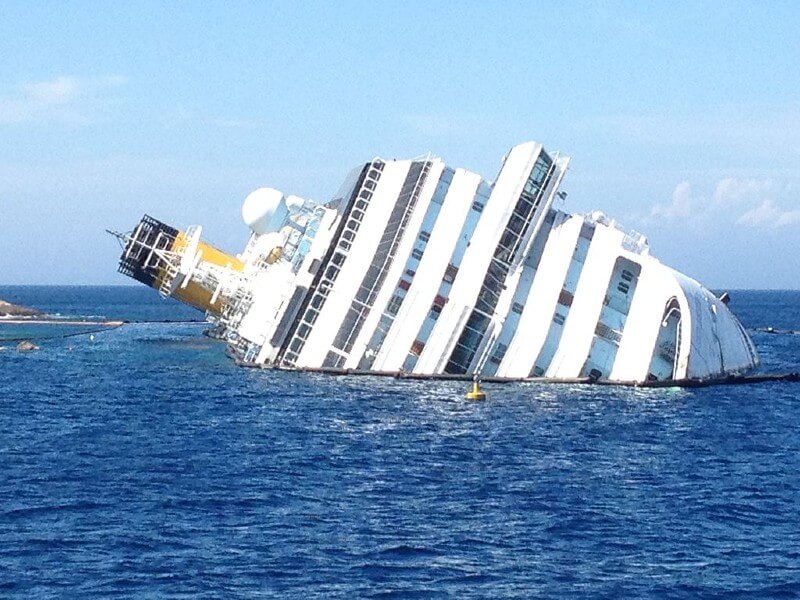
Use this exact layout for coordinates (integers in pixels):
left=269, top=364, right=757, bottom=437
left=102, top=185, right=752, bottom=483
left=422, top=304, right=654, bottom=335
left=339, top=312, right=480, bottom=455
left=0, top=299, right=44, bottom=318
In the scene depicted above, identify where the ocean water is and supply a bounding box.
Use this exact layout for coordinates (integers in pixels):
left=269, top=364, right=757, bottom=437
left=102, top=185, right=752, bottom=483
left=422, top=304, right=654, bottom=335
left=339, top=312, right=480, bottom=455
left=1, top=286, right=799, bottom=598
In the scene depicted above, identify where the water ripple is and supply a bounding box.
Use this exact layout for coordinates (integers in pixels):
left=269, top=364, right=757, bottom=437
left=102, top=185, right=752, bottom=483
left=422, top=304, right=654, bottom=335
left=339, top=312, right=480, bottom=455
left=1, top=288, right=800, bottom=597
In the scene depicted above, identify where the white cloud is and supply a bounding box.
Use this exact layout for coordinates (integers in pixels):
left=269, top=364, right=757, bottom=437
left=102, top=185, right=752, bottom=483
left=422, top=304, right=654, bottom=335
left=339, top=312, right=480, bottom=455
left=712, top=177, right=776, bottom=206
left=650, top=180, right=692, bottom=218
left=737, top=199, right=800, bottom=228
left=172, top=105, right=265, bottom=129
left=0, top=75, right=128, bottom=125
left=713, top=177, right=800, bottom=229
left=641, top=176, right=799, bottom=230
left=585, top=107, right=800, bottom=155
left=21, top=75, right=81, bottom=104
left=403, top=112, right=498, bottom=138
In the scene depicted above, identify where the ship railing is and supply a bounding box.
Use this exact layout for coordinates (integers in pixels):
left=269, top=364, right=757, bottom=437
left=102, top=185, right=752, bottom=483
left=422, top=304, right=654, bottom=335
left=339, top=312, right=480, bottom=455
left=107, top=227, right=183, bottom=292
left=622, top=230, right=648, bottom=254
left=157, top=261, right=180, bottom=297
left=335, top=155, right=433, bottom=353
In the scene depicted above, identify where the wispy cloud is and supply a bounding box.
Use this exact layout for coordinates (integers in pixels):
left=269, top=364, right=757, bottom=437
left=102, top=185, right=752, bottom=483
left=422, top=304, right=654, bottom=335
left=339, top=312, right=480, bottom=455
left=0, top=75, right=128, bottom=125
left=650, top=181, right=693, bottom=219
left=402, top=112, right=504, bottom=138
left=405, top=114, right=466, bottom=137
left=737, top=199, right=800, bottom=228
left=641, top=176, right=799, bottom=230
left=172, top=105, right=266, bottom=130
left=582, top=106, right=800, bottom=158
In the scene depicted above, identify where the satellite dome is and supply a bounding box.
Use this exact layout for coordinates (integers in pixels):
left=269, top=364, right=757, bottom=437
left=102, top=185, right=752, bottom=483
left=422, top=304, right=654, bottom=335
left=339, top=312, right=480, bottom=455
left=242, top=188, right=289, bottom=235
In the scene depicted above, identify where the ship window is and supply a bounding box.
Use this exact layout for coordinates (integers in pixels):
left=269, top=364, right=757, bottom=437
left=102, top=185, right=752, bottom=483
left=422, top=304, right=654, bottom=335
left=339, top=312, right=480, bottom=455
left=410, top=340, right=425, bottom=356
left=373, top=160, right=385, bottom=171
left=512, top=302, right=524, bottom=314
left=331, top=252, right=346, bottom=267
left=621, top=269, right=634, bottom=282
left=405, top=269, right=416, bottom=278
left=498, top=230, right=516, bottom=252
left=418, top=230, right=430, bottom=242
left=325, top=266, right=340, bottom=281
left=471, top=200, right=484, bottom=213
left=305, top=308, right=319, bottom=325
left=444, top=264, right=458, bottom=284
left=558, top=289, right=573, bottom=307
left=355, top=199, right=368, bottom=211
left=553, top=312, right=566, bottom=325
left=386, top=294, right=403, bottom=316
left=364, top=180, right=377, bottom=191
left=351, top=209, right=364, bottom=221
left=338, top=240, right=351, bottom=251
left=398, top=279, right=411, bottom=291
left=507, top=214, right=526, bottom=235
left=530, top=155, right=552, bottom=185
left=617, top=282, right=630, bottom=294
left=412, top=248, right=424, bottom=260
left=579, top=223, right=594, bottom=240
left=514, top=195, right=534, bottom=217
left=311, top=295, right=324, bottom=309
left=290, top=339, right=302, bottom=352
left=429, top=308, right=440, bottom=320
left=342, top=230, right=355, bottom=242
left=359, top=190, right=372, bottom=201
left=346, top=219, right=360, bottom=232
left=297, top=323, right=311, bottom=340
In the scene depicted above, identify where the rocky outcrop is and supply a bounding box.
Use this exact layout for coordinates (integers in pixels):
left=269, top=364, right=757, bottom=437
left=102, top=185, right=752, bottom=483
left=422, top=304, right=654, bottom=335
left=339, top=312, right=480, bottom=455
left=16, top=340, right=39, bottom=352
left=0, top=299, right=43, bottom=317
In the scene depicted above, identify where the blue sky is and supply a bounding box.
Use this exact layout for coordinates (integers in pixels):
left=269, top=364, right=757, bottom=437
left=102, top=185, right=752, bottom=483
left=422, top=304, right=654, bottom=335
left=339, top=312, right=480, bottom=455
left=1, top=1, right=798, bottom=288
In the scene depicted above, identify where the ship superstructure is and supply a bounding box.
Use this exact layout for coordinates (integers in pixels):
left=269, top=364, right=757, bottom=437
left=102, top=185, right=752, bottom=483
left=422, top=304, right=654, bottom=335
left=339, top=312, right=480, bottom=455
left=110, top=141, right=759, bottom=382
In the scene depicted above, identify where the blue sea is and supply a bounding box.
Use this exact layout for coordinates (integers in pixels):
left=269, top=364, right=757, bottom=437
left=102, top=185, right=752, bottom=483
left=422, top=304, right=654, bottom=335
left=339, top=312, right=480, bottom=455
left=2, top=286, right=799, bottom=598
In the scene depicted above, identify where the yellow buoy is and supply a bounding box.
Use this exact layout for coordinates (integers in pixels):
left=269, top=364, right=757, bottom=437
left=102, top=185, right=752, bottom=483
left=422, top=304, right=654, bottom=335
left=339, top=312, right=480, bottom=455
left=466, top=378, right=486, bottom=401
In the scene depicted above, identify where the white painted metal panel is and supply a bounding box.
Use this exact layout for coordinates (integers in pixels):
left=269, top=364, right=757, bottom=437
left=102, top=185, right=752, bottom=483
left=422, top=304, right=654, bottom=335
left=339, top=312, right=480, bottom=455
left=416, top=143, right=542, bottom=373
left=375, top=169, right=481, bottom=371
left=548, top=223, right=624, bottom=378
left=343, top=160, right=446, bottom=368
left=296, top=161, right=411, bottom=367
left=497, top=212, right=582, bottom=377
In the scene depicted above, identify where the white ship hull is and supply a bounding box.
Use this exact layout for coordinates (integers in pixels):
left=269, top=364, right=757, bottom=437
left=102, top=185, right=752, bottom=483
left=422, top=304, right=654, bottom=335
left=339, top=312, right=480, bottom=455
left=111, top=141, right=759, bottom=383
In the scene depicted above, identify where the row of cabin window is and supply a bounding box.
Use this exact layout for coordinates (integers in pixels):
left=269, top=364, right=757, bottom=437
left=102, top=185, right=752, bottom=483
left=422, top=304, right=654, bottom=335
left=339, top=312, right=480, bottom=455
left=494, top=193, right=542, bottom=263
left=335, top=180, right=376, bottom=253
left=489, top=342, right=509, bottom=365
left=394, top=177, right=487, bottom=359
left=292, top=251, right=347, bottom=348
left=448, top=312, right=492, bottom=370
left=409, top=257, right=466, bottom=355
left=528, top=154, right=554, bottom=188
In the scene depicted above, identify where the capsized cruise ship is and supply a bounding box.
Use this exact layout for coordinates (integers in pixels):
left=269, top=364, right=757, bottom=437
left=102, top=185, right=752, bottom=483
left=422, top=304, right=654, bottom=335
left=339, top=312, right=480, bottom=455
left=110, top=142, right=759, bottom=383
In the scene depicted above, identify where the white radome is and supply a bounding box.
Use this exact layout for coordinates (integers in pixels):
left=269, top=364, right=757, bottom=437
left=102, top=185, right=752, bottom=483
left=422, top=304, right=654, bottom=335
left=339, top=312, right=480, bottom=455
left=242, top=187, right=289, bottom=235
